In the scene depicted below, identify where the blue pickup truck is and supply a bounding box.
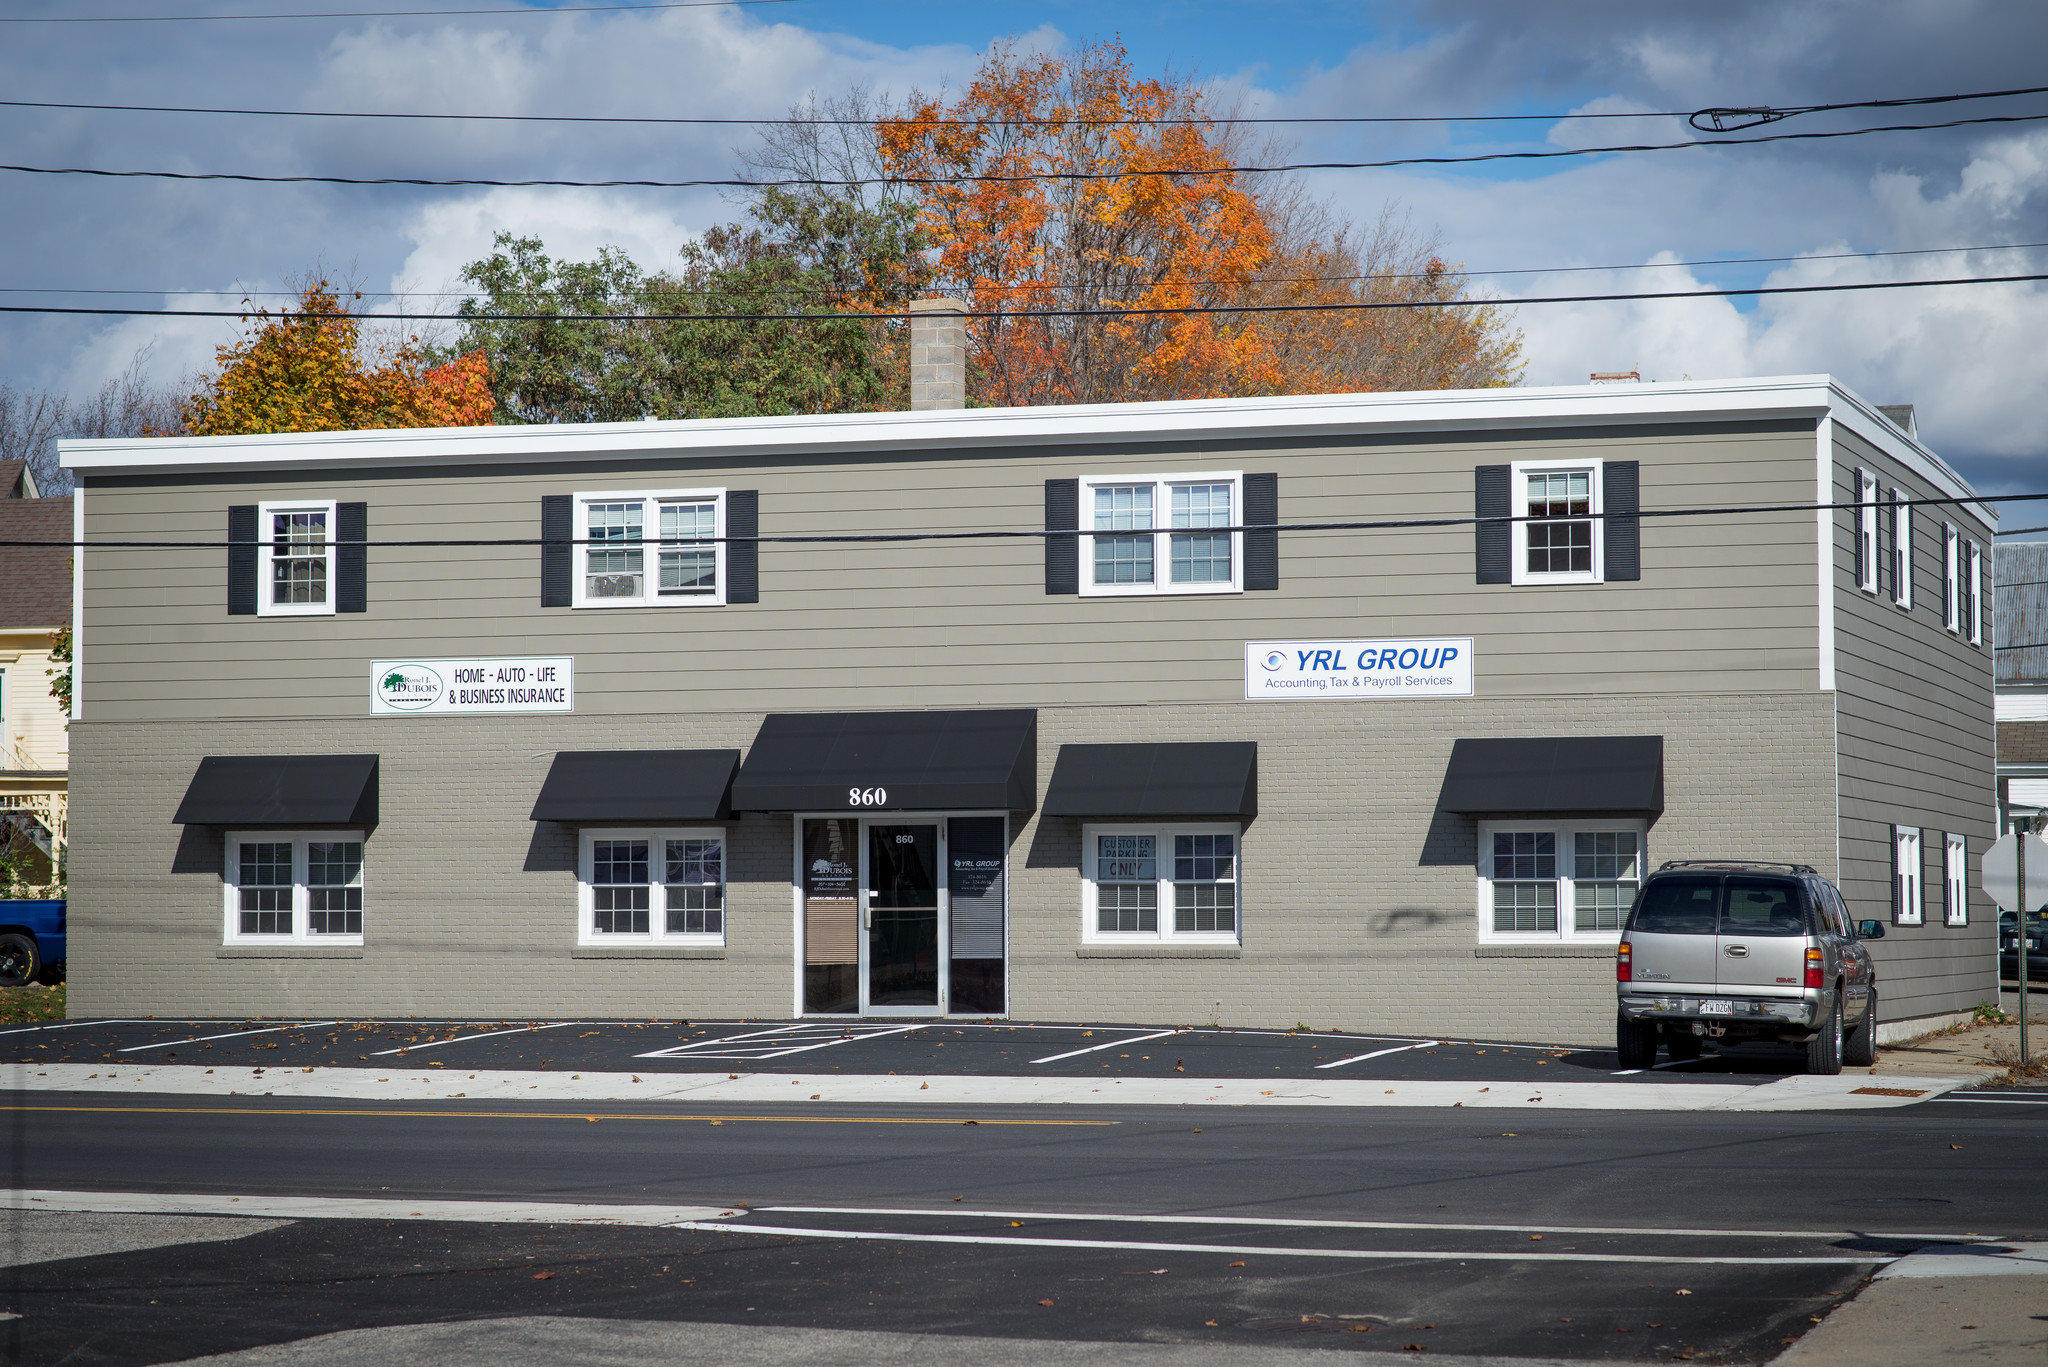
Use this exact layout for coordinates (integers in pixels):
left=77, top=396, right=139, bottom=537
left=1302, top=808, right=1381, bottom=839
left=0, top=899, right=65, bottom=986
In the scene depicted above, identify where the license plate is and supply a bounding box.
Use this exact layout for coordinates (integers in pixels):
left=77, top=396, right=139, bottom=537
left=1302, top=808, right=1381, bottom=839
left=1700, top=999, right=1735, bottom=1016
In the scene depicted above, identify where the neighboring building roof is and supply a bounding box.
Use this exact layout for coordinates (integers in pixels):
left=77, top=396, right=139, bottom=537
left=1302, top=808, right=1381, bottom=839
left=1998, top=542, right=2048, bottom=686
left=0, top=459, right=38, bottom=500
left=0, top=495, right=71, bottom=628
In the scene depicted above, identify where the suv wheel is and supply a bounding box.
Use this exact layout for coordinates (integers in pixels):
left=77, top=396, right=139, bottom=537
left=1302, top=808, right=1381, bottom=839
left=1616, top=1015, right=1658, bottom=1069
left=0, top=933, right=39, bottom=989
left=1806, top=995, right=1843, bottom=1075
left=1842, top=986, right=1878, bottom=1068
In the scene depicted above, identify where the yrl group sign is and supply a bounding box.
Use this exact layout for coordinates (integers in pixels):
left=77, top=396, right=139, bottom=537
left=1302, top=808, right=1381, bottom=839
left=1245, top=638, right=1475, bottom=700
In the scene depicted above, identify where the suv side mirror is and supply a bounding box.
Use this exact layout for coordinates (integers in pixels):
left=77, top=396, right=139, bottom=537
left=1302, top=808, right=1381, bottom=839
left=1857, top=920, right=1886, bottom=939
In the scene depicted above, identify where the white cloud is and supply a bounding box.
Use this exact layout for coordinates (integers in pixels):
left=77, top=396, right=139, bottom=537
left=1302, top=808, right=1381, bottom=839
left=391, top=187, right=721, bottom=304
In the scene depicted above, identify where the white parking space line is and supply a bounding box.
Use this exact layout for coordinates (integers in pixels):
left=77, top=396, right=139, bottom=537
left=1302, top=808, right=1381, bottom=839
left=118, top=1022, right=340, bottom=1053
left=1315, top=1041, right=1440, bottom=1070
left=678, top=1219, right=1882, bottom=1265
left=1938, top=1093, right=2048, bottom=1105
left=1612, top=1057, right=1712, bottom=1077
left=636, top=1024, right=923, bottom=1061
left=8, top=1189, right=735, bottom=1226
left=1030, top=1030, right=1183, bottom=1064
left=759, top=1205, right=1998, bottom=1242
left=0, top=1019, right=160, bottom=1037
left=370, top=1022, right=581, bottom=1057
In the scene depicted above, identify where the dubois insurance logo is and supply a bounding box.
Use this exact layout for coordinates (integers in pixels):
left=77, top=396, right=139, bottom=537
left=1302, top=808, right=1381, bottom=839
left=377, top=664, right=444, bottom=710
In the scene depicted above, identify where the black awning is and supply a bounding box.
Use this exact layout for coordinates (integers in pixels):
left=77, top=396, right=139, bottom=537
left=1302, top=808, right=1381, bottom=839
left=1438, top=736, right=1664, bottom=815
left=1043, top=742, right=1258, bottom=821
left=730, top=710, right=1037, bottom=813
left=173, top=755, right=379, bottom=827
left=529, top=749, right=739, bottom=823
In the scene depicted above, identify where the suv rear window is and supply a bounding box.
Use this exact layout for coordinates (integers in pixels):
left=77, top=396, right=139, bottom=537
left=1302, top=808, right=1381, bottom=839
left=1629, top=875, right=1809, bottom=936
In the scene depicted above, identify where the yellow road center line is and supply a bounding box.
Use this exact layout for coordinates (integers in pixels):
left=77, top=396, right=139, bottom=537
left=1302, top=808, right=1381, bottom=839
left=0, top=1104, right=1111, bottom=1126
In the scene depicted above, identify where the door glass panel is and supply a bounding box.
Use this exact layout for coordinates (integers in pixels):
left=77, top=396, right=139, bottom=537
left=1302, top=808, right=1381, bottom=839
left=868, top=824, right=940, bottom=1008
left=802, top=819, right=858, bottom=1014
left=948, top=817, right=1006, bottom=1014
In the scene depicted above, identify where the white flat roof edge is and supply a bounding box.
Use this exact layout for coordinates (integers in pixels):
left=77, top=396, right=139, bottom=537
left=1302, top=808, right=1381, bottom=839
left=57, top=374, right=1986, bottom=518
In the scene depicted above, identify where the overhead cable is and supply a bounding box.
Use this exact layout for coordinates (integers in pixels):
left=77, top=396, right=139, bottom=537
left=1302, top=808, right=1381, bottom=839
left=4, top=271, right=2045, bottom=323
left=6, top=112, right=2048, bottom=191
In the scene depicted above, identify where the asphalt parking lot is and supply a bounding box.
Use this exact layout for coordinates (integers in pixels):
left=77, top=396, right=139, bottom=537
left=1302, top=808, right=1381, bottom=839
left=0, top=1017, right=1826, bottom=1086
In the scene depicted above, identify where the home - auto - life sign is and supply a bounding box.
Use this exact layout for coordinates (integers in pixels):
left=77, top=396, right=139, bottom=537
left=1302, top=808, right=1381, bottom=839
left=1245, top=638, right=1474, bottom=700
left=371, top=657, right=574, bottom=715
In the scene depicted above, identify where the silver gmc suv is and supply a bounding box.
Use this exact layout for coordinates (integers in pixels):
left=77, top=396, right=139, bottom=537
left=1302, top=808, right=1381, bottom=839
left=1616, top=860, right=1882, bottom=1075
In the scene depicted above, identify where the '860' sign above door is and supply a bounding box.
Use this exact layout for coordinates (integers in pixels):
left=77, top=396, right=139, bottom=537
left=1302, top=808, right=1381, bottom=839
left=848, top=787, right=890, bottom=807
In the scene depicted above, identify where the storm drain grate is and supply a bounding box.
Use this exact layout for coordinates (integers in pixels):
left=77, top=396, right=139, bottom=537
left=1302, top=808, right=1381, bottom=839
left=1849, top=1086, right=1928, bottom=1097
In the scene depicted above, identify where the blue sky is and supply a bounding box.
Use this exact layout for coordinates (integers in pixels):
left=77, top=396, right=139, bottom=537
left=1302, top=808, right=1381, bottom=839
left=2, top=0, right=2044, bottom=505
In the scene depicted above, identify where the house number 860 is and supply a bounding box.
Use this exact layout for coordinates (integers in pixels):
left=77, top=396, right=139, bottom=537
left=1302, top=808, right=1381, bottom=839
left=848, top=787, right=888, bottom=807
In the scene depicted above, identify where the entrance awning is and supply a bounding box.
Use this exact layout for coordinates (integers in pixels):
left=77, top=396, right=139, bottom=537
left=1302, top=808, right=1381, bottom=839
left=1043, top=742, right=1258, bottom=821
left=731, top=710, right=1037, bottom=813
left=174, top=754, right=379, bottom=827
left=1438, top=736, right=1664, bottom=815
left=529, top=750, right=740, bottom=823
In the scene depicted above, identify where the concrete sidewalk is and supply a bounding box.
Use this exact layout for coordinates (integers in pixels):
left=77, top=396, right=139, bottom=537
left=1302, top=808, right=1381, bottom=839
left=1869, top=1008, right=2048, bottom=1086
left=1773, top=1242, right=2048, bottom=1366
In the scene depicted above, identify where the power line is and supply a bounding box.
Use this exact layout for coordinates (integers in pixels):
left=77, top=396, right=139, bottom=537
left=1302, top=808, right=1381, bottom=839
left=0, top=0, right=799, bottom=21
left=8, top=84, right=2046, bottom=126
left=4, top=271, right=2044, bottom=323
left=6, top=111, right=2047, bottom=191
left=6, top=239, right=2046, bottom=303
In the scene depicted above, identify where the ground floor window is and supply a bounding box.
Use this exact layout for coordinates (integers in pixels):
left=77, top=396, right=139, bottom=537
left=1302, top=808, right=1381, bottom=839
left=1081, top=824, right=1241, bottom=944
left=223, top=832, right=365, bottom=945
left=578, top=828, right=725, bottom=945
left=1476, top=820, right=1645, bottom=942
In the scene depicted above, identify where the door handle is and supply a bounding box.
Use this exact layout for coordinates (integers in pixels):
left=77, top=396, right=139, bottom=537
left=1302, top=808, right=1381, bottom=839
left=863, top=907, right=872, bottom=931
left=1723, top=944, right=1749, bottom=957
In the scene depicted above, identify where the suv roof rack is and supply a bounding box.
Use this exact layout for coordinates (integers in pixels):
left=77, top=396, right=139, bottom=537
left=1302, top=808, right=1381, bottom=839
left=1656, top=859, right=1819, bottom=876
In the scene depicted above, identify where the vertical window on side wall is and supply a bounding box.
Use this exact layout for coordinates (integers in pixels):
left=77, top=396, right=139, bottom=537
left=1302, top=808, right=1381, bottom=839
left=1854, top=470, right=1879, bottom=594
left=1890, top=491, right=1912, bottom=609
left=1943, top=524, right=1960, bottom=631
left=256, top=500, right=338, bottom=617
left=1082, top=825, right=1240, bottom=942
left=1893, top=825, right=1924, bottom=926
left=1510, top=461, right=1602, bottom=584
left=1966, top=540, right=1983, bottom=645
left=1477, top=821, right=1644, bottom=942
left=223, top=832, right=367, bottom=944
left=1943, top=833, right=1968, bottom=926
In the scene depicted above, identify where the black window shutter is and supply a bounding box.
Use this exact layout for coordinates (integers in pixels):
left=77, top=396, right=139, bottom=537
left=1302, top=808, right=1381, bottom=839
left=1889, top=827, right=1900, bottom=925
left=228, top=504, right=257, bottom=615
left=540, top=495, right=572, bottom=608
left=726, top=489, right=759, bottom=604
left=336, top=501, right=367, bottom=613
left=1852, top=468, right=1866, bottom=589
left=1244, top=472, right=1279, bottom=591
left=1604, top=460, right=1641, bottom=581
left=1474, top=465, right=1510, bottom=584
left=1045, top=478, right=1079, bottom=594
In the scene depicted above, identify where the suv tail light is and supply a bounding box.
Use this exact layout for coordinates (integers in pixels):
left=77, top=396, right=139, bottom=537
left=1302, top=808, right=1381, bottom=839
left=1617, top=941, right=1632, bottom=983
left=1804, top=946, right=1825, bottom=989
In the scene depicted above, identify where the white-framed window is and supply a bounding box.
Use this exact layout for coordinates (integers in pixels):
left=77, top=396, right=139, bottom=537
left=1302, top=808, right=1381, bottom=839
left=256, top=499, right=337, bottom=617
left=1966, top=539, right=1983, bottom=646
left=1943, top=832, right=1968, bottom=927
left=577, top=828, right=726, bottom=945
left=1081, top=824, right=1241, bottom=943
left=1476, top=819, right=1646, bottom=942
left=1509, top=459, right=1602, bottom=585
left=1854, top=469, right=1878, bottom=594
left=1078, top=472, right=1243, bottom=597
left=1943, top=523, right=1960, bottom=631
left=571, top=489, right=725, bottom=608
left=1889, top=490, right=1912, bottom=610
left=1893, top=824, right=1924, bottom=926
left=222, top=831, right=365, bottom=945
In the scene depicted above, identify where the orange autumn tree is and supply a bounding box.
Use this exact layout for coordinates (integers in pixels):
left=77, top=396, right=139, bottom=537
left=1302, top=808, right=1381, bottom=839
left=870, top=42, right=1520, bottom=405
left=181, top=280, right=493, bottom=436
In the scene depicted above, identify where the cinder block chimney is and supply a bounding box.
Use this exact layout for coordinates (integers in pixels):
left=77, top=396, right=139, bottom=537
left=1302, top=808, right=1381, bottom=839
left=909, top=297, right=968, bottom=410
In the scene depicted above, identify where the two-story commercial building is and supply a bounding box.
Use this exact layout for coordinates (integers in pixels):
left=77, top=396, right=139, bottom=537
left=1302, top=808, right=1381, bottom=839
left=59, top=367, right=1998, bottom=1043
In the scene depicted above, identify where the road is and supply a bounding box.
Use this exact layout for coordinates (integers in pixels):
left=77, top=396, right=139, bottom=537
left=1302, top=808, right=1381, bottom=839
left=2, top=1019, right=2042, bottom=1365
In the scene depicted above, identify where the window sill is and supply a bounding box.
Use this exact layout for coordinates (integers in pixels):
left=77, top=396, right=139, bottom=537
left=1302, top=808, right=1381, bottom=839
left=572, top=946, right=727, bottom=959
left=1473, top=944, right=1616, bottom=958
left=1076, top=945, right=1241, bottom=959
left=217, top=945, right=364, bottom=958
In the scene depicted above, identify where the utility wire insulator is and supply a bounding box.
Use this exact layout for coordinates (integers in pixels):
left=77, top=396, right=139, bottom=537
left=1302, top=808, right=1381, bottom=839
left=1691, top=106, right=1794, bottom=133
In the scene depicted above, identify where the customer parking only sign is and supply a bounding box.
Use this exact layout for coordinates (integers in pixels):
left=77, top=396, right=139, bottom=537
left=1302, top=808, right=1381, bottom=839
left=1245, top=638, right=1474, bottom=700
left=371, top=657, right=575, bottom=715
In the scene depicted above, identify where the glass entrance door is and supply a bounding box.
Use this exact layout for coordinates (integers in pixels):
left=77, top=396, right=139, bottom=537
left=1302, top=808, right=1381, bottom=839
left=865, top=823, right=942, bottom=1013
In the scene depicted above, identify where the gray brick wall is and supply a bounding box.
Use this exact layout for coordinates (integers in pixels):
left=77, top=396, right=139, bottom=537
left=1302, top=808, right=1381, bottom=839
left=69, top=691, right=1837, bottom=1044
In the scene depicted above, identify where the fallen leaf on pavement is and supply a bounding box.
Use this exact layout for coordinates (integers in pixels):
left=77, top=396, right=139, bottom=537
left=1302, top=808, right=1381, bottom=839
left=1228, top=1261, right=1245, bottom=1267
left=1038, top=1299, right=1055, bottom=1307
left=532, top=1271, right=554, bottom=1280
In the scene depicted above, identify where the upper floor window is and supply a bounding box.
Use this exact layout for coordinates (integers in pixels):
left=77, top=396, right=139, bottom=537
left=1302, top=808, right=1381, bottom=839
left=1889, top=490, right=1912, bottom=610
left=1854, top=469, right=1879, bottom=594
left=1510, top=460, right=1602, bottom=585
left=1943, top=523, right=1960, bottom=630
left=573, top=489, right=725, bottom=608
left=1079, top=473, right=1242, bottom=597
left=257, top=500, right=336, bottom=617
left=1966, top=539, right=1983, bottom=646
